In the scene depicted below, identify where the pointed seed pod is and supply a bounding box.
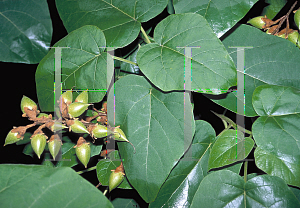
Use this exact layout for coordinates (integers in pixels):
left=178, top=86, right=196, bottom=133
left=67, top=120, right=89, bottom=134
left=109, top=163, right=125, bottom=192
left=48, top=135, right=62, bottom=160
left=50, top=122, right=68, bottom=132
left=75, top=91, right=88, bottom=104
left=91, top=124, right=112, bottom=139
left=74, top=137, right=91, bottom=168
left=21, top=95, right=38, bottom=114
left=4, top=130, right=21, bottom=146
left=247, top=16, right=266, bottom=29
left=61, top=90, right=73, bottom=104
left=68, top=102, right=90, bottom=118
left=31, top=134, right=47, bottom=159
left=113, top=127, right=136, bottom=153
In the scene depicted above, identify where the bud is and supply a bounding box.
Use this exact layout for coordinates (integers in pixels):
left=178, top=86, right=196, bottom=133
left=75, top=91, right=88, bottom=104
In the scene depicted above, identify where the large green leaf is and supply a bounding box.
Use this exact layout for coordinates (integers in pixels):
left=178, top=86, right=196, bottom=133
left=0, top=164, right=113, bottom=208
left=252, top=85, right=300, bottom=187
left=113, top=74, right=195, bottom=203
left=212, top=24, right=300, bottom=116
left=173, top=0, right=258, bottom=38
left=55, top=0, right=168, bottom=47
left=136, top=13, right=237, bottom=93
left=149, top=120, right=215, bottom=208
left=262, top=0, right=287, bottom=19
left=36, top=25, right=107, bottom=112
left=208, top=129, right=254, bottom=170
left=0, top=0, right=52, bottom=64
left=190, top=170, right=300, bottom=207
left=96, top=150, right=132, bottom=189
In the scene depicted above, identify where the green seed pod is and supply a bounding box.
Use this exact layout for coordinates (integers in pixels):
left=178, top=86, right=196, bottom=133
left=75, top=137, right=91, bottom=168
left=48, top=135, right=62, bottom=160
left=50, top=122, right=68, bottom=132
left=4, top=130, right=21, bottom=146
left=91, top=124, right=111, bottom=138
left=75, top=91, right=88, bottom=104
left=247, top=16, right=265, bottom=29
left=20, top=95, right=38, bottom=114
left=113, top=127, right=136, bottom=153
left=109, top=163, right=125, bottom=192
left=31, top=134, right=47, bottom=159
left=68, top=102, right=90, bottom=118
left=61, top=90, right=73, bottom=104
left=288, top=31, right=300, bottom=48
left=68, top=120, right=89, bottom=134
left=113, top=127, right=129, bottom=142
left=294, top=9, right=300, bottom=30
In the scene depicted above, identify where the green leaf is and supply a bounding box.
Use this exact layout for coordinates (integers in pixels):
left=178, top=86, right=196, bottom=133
left=149, top=120, right=215, bottom=208
left=212, top=24, right=300, bottom=116
left=208, top=129, right=254, bottom=170
left=55, top=0, right=168, bottom=47
left=0, top=0, right=52, bottom=64
left=252, top=85, right=300, bottom=188
left=96, top=150, right=132, bottom=189
left=114, top=74, right=195, bottom=203
left=55, top=142, right=78, bottom=167
left=36, top=25, right=107, bottom=112
left=0, top=164, right=113, bottom=208
left=136, top=13, right=237, bottom=93
left=262, top=0, right=287, bottom=20
left=173, top=0, right=258, bottom=37
left=190, top=170, right=300, bottom=207
left=111, top=198, right=140, bottom=208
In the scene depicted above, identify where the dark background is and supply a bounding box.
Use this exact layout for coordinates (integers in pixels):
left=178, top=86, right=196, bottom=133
left=2, top=0, right=298, bottom=206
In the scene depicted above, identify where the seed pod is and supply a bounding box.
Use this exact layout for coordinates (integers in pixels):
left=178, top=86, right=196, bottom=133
left=109, top=163, right=125, bottom=192
left=68, top=102, right=90, bottom=118
left=31, top=134, right=47, bottom=159
left=74, top=137, right=91, bottom=168
left=20, top=96, right=39, bottom=118
left=48, top=135, right=62, bottom=160
left=294, top=9, right=300, bottom=30
left=113, top=127, right=136, bottom=153
left=4, top=130, right=21, bottom=146
left=67, top=120, right=89, bottom=134
left=247, top=16, right=266, bottom=29
left=61, top=90, right=73, bottom=104
left=89, top=124, right=112, bottom=139
left=75, top=91, right=88, bottom=104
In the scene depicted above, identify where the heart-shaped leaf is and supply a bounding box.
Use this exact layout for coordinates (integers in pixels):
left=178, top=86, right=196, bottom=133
left=213, top=24, right=300, bottom=116
left=0, top=164, right=113, bottom=208
left=262, top=0, right=287, bottom=20
left=36, top=25, right=107, bottom=112
left=113, top=74, right=195, bottom=203
left=252, top=85, right=300, bottom=187
left=208, top=129, right=254, bottom=170
left=55, top=0, right=168, bottom=47
left=149, top=120, right=215, bottom=208
left=173, top=0, right=258, bottom=37
left=190, top=170, right=300, bottom=207
left=137, top=13, right=237, bottom=93
left=0, top=0, right=52, bottom=64
left=96, top=150, right=132, bottom=189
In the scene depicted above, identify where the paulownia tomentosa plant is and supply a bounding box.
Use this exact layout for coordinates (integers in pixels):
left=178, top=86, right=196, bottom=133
left=1, top=0, right=300, bottom=207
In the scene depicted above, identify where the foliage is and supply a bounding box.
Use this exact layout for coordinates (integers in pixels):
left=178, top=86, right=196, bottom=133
left=1, top=0, right=300, bottom=207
